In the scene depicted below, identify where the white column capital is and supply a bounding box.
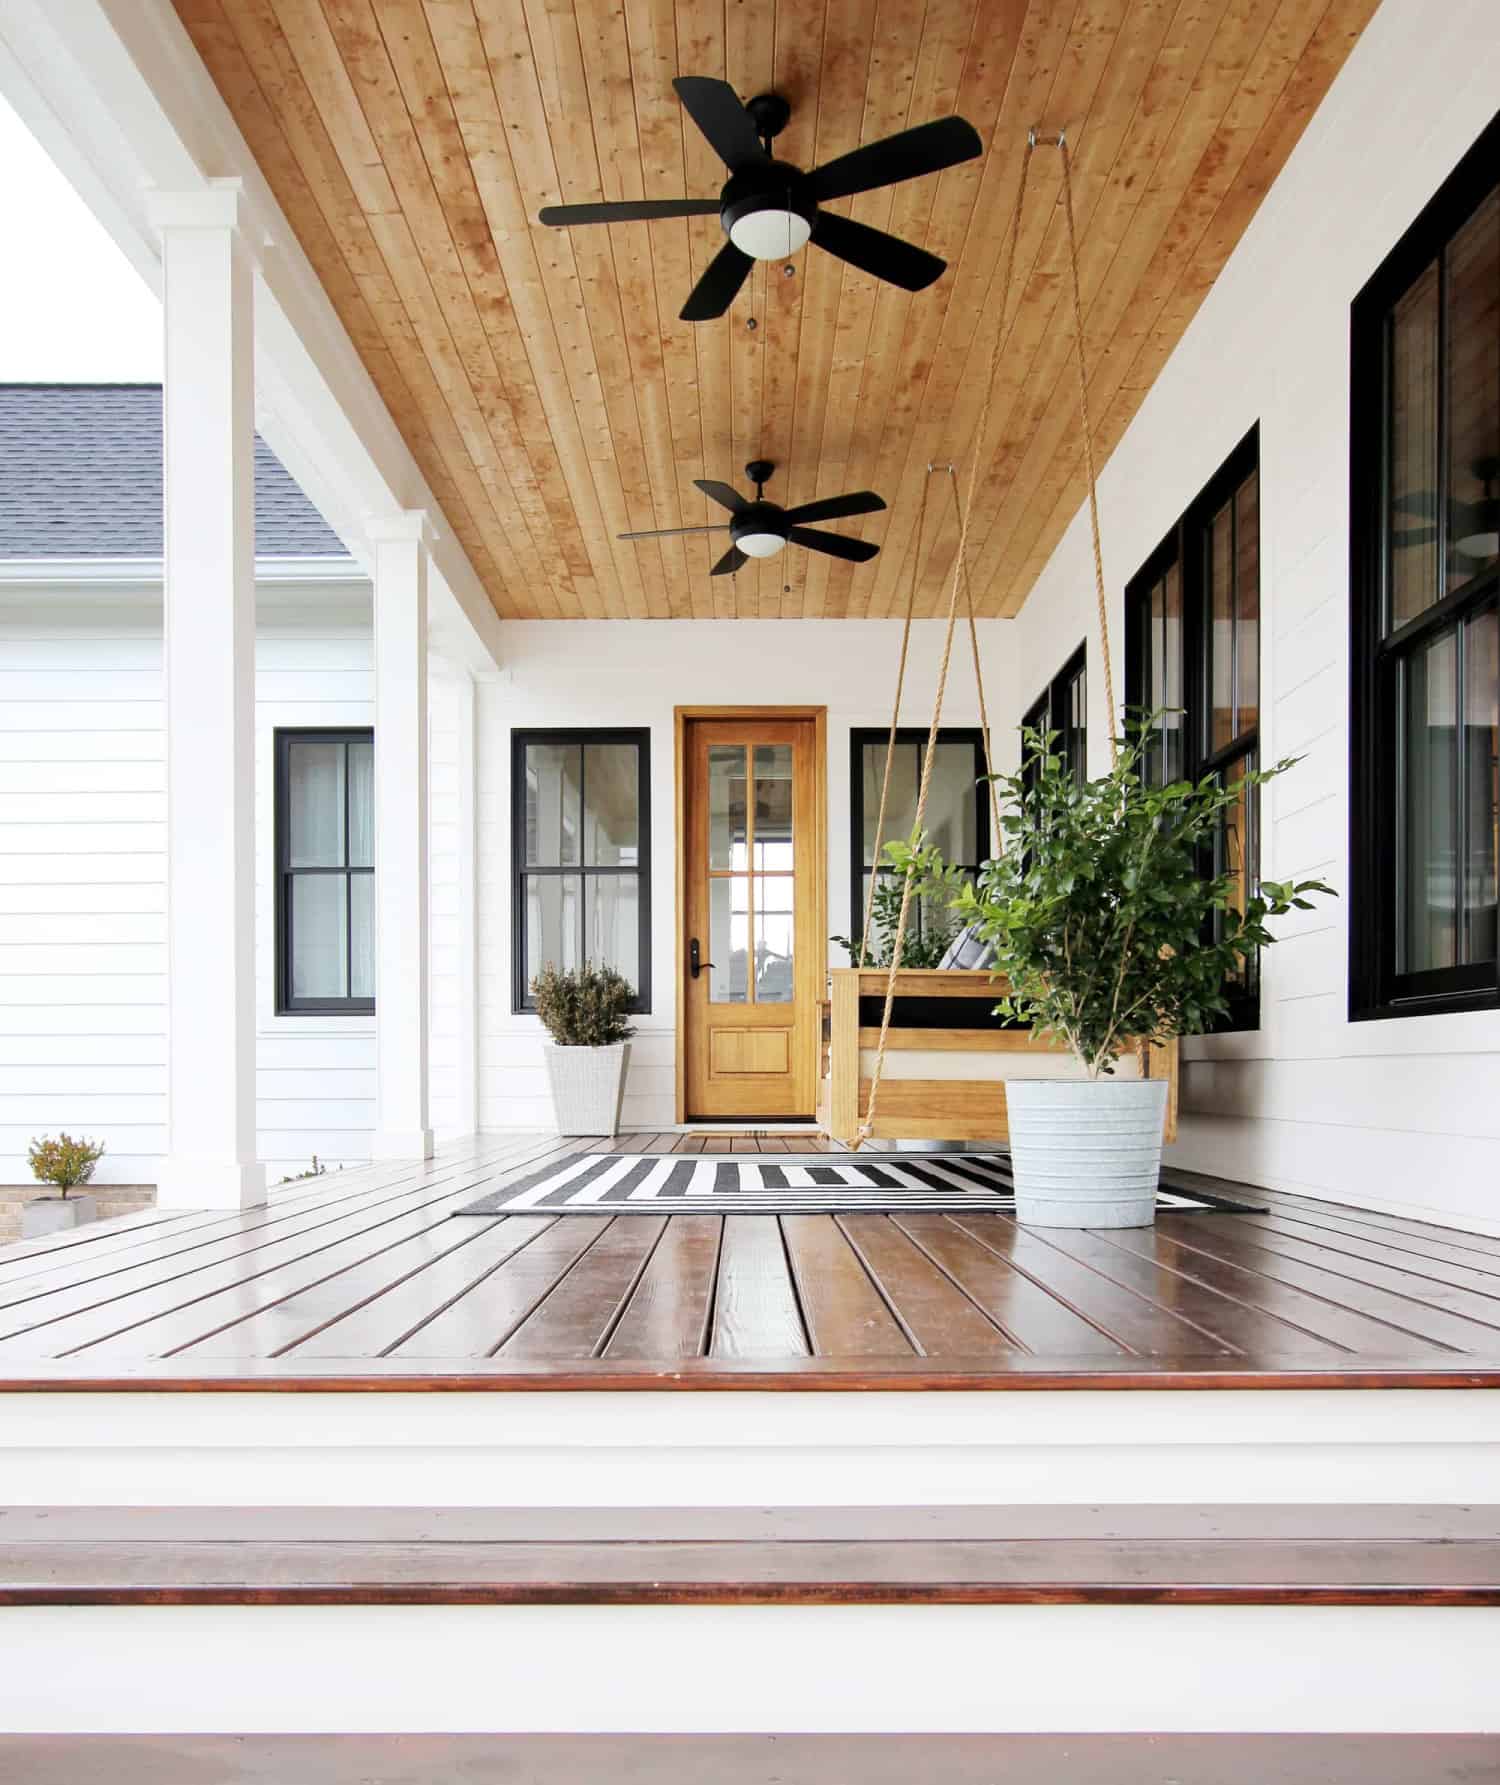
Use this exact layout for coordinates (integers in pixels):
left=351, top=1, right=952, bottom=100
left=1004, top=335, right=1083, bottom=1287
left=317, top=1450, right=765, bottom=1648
left=365, top=509, right=439, bottom=553
left=146, top=177, right=250, bottom=237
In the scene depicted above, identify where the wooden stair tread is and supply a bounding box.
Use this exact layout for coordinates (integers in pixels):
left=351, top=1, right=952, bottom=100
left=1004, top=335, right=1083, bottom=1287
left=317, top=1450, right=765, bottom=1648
left=1, top=1735, right=1497, bottom=1783
left=4, top=1505, right=1496, bottom=1605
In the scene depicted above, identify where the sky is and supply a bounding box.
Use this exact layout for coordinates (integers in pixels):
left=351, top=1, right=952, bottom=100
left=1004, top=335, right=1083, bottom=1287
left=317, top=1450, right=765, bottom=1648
left=0, top=95, right=163, bottom=381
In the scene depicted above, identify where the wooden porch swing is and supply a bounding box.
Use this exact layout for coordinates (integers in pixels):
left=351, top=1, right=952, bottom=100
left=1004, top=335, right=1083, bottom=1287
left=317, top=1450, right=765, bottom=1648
left=820, top=130, right=1179, bottom=1148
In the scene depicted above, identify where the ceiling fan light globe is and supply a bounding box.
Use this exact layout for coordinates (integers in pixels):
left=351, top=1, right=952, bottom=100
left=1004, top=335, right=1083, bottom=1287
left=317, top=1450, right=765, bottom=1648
left=736, top=530, right=787, bottom=558
left=1456, top=530, right=1499, bottom=561
left=728, top=208, right=812, bottom=260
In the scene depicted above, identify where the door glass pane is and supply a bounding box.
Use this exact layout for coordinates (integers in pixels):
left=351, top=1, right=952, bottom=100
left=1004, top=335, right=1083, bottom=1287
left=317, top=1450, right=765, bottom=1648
left=349, top=872, right=374, bottom=999
left=1387, top=261, right=1441, bottom=631
left=707, top=746, right=748, bottom=871
left=925, top=743, right=979, bottom=859
left=1447, top=192, right=1500, bottom=599
left=585, top=873, right=640, bottom=993
left=1209, top=499, right=1235, bottom=754
left=583, top=742, right=639, bottom=867
left=290, top=873, right=347, bottom=999
left=1234, top=470, right=1260, bottom=737
left=1160, top=562, right=1184, bottom=783
left=752, top=745, right=794, bottom=871
left=347, top=737, right=374, bottom=868
left=525, top=743, right=581, bottom=867
left=525, top=873, right=580, bottom=988
left=861, top=741, right=918, bottom=862
left=1463, top=608, right=1498, bottom=966
left=753, top=875, right=795, bottom=1003
left=1214, top=759, right=1256, bottom=995
left=1399, top=629, right=1459, bottom=975
left=708, top=875, right=749, bottom=1002
left=1062, top=665, right=1087, bottom=783
left=287, top=740, right=345, bottom=867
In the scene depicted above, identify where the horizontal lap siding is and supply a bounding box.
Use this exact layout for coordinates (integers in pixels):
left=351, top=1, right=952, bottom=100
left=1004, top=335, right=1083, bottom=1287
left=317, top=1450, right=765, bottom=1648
left=1005, top=0, right=1500, bottom=1233
left=0, top=586, right=379, bottom=1190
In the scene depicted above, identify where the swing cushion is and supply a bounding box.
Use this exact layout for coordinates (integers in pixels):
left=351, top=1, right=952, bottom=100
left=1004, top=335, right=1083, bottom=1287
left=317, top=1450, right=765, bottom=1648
left=938, top=925, right=997, bottom=971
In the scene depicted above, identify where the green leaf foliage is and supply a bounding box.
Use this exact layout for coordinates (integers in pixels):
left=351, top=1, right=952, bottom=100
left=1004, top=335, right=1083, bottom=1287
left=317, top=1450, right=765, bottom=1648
left=832, top=867, right=959, bottom=969
left=885, top=711, right=1335, bottom=1078
left=531, top=960, right=637, bottom=1047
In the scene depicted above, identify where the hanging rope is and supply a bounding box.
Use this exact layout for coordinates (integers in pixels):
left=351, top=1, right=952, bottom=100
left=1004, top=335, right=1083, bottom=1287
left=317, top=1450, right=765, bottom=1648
left=943, top=470, right=1003, bottom=854
left=1057, top=129, right=1117, bottom=768
left=855, top=134, right=1037, bottom=1148
left=857, top=471, right=935, bottom=967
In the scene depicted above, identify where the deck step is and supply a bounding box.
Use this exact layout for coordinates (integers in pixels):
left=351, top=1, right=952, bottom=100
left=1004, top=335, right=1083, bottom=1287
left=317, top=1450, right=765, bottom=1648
left=3, top=1504, right=1497, bottom=1606
left=1, top=1734, right=1497, bottom=1784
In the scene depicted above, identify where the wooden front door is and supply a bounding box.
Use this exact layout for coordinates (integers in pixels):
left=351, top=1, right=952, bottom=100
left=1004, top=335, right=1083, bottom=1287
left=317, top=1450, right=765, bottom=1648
left=681, top=713, right=823, bottom=1120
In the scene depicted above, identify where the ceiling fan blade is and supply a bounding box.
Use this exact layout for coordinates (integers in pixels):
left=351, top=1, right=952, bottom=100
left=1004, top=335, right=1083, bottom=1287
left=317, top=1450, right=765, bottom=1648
left=788, top=526, right=879, bottom=563
left=711, top=544, right=749, bottom=576
left=673, top=76, right=769, bottom=171
left=693, top=478, right=748, bottom=513
left=784, top=490, right=887, bottom=526
left=809, top=213, right=945, bottom=292
left=809, top=115, right=982, bottom=204
left=618, top=523, right=731, bottom=540
left=538, top=198, right=721, bottom=226
left=680, top=241, right=755, bottom=320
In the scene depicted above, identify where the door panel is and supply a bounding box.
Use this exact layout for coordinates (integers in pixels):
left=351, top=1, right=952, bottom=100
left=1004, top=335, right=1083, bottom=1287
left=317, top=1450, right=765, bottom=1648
left=683, top=715, right=821, bottom=1120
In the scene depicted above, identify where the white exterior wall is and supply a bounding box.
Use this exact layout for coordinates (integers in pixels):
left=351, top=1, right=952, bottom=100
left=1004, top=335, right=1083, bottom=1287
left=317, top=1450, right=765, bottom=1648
left=1009, top=0, right=1500, bottom=1232
left=0, top=578, right=429, bottom=1186
left=475, top=618, right=1019, bottom=1132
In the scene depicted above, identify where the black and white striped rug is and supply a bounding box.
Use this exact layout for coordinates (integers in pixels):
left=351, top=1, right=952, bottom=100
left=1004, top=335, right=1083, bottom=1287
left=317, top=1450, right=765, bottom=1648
left=453, top=1152, right=1263, bottom=1217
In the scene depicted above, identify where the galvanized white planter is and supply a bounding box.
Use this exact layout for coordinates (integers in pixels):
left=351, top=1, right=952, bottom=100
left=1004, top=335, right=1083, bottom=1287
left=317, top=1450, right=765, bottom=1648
left=543, top=1041, right=630, bottom=1138
left=1005, top=1077, right=1169, bottom=1229
left=21, top=1193, right=97, bottom=1240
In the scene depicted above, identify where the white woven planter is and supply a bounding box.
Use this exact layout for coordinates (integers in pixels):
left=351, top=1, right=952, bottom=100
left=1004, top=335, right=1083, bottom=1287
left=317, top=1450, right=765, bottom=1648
left=543, top=1042, right=630, bottom=1138
left=1005, top=1077, right=1169, bottom=1229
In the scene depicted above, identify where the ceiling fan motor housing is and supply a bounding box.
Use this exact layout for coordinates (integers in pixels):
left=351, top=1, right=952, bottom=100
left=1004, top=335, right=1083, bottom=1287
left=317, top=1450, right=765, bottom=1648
left=721, top=162, right=817, bottom=260
left=730, top=499, right=791, bottom=558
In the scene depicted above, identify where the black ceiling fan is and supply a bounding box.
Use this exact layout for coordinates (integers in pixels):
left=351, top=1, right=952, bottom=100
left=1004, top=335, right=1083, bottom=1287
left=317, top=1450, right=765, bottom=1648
left=1392, top=456, right=1500, bottom=560
left=619, top=461, right=885, bottom=576
left=538, top=77, right=983, bottom=321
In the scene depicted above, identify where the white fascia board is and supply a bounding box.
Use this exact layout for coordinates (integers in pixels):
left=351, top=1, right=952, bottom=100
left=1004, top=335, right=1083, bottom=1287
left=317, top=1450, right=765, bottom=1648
left=0, top=0, right=502, bottom=676
left=0, top=556, right=366, bottom=588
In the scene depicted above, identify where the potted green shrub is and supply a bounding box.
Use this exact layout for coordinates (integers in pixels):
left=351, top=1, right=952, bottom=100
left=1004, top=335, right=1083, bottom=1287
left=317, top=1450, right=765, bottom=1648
left=889, top=716, right=1332, bottom=1227
left=24, top=1133, right=106, bottom=1238
left=532, top=961, right=637, bottom=1138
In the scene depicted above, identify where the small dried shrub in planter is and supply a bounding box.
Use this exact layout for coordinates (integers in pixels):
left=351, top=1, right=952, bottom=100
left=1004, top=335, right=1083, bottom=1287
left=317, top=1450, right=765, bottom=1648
left=27, top=1133, right=106, bottom=1199
left=531, top=961, right=637, bottom=1047
left=531, top=962, right=637, bottom=1137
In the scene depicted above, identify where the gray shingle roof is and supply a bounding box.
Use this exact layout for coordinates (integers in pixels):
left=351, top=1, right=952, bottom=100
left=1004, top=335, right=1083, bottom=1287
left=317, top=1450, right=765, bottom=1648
left=0, top=384, right=349, bottom=560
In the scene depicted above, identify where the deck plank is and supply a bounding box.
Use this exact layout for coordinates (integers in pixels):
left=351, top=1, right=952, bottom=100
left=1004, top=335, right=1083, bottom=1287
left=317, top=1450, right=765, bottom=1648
left=781, top=1216, right=914, bottom=1357
left=603, top=1215, right=721, bottom=1359
left=892, top=1215, right=1129, bottom=1357
left=835, top=1216, right=1020, bottom=1357
left=709, top=1216, right=809, bottom=1358
left=497, top=1217, right=668, bottom=1359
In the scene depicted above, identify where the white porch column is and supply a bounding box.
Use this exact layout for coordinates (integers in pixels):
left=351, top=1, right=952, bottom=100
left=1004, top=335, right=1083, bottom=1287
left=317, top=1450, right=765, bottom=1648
left=370, top=512, right=435, bottom=1159
left=149, top=182, right=265, bottom=1210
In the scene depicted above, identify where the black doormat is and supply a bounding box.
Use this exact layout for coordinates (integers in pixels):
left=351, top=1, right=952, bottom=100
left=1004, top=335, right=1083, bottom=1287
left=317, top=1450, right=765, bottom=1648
left=453, top=1152, right=1265, bottom=1217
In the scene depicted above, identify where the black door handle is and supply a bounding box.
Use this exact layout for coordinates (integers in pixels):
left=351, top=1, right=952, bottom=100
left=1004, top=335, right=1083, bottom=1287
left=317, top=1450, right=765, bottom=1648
left=689, top=937, right=716, bottom=979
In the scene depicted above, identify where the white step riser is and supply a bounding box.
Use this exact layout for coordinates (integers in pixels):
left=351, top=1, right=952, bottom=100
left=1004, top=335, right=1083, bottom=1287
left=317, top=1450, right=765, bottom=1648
left=2, top=1606, right=1497, bottom=1734
left=4, top=1389, right=1497, bottom=1505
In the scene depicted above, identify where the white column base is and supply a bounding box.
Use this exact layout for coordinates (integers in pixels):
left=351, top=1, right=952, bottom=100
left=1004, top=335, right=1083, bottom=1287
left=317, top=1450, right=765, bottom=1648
left=155, top=1157, right=267, bottom=1212
left=368, top=1129, right=435, bottom=1162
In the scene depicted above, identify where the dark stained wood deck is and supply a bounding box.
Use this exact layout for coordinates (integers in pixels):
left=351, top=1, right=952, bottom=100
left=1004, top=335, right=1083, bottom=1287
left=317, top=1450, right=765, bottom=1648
left=2, top=1132, right=1499, bottom=1388
left=3, top=1504, right=1496, bottom=1606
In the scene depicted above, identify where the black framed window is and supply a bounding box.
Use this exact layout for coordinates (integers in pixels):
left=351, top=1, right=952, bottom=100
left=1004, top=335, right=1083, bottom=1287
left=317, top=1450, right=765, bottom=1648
left=1351, top=112, right=1499, bottom=1021
left=849, top=728, right=991, bottom=952
left=1022, top=643, right=1088, bottom=791
left=512, top=729, right=651, bottom=1013
left=1126, top=426, right=1261, bottom=1029
left=275, top=729, right=374, bottom=1015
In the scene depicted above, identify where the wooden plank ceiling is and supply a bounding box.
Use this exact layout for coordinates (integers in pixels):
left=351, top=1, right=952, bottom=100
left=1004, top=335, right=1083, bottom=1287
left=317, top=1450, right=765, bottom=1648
left=174, top=0, right=1379, bottom=621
